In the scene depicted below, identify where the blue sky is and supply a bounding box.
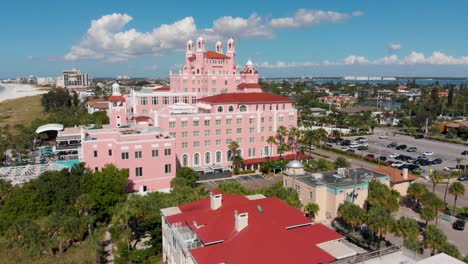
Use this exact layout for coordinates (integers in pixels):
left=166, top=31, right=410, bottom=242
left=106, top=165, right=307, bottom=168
left=1, top=0, right=468, bottom=78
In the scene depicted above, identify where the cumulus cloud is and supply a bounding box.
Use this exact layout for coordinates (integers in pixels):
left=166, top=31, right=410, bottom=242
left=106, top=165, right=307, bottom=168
left=344, top=55, right=370, bottom=65
left=259, top=61, right=318, bottom=68
left=270, top=9, right=362, bottom=28
left=65, top=9, right=362, bottom=62
left=388, top=43, right=401, bottom=52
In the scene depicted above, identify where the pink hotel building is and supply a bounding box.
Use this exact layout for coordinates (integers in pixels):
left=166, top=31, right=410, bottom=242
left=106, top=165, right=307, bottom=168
left=82, top=37, right=297, bottom=193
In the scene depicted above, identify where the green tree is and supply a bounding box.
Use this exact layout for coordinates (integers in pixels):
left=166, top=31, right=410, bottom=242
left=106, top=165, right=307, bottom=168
left=228, top=140, right=240, bottom=165
left=404, top=237, right=423, bottom=255
left=0, top=179, right=13, bottom=207
left=314, top=158, right=334, bottom=172
left=218, top=181, right=249, bottom=195
left=439, top=242, right=461, bottom=259
left=393, top=217, right=419, bottom=240
left=171, top=167, right=199, bottom=189
left=421, top=192, right=445, bottom=225
left=430, top=171, right=442, bottom=192
left=337, top=202, right=366, bottom=227
left=303, top=203, right=320, bottom=220
left=266, top=136, right=277, bottom=158
left=366, top=205, right=393, bottom=246
left=448, top=182, right=465, bottom=215
left=420, top=206, right=437, bottom=225
left=368, top=180, right=400, bottom=212
left=407, top=183, right=428, bottom=206
left=334, top=157, right=351, bottom=169
left=423, top=224, right=447, bottom=256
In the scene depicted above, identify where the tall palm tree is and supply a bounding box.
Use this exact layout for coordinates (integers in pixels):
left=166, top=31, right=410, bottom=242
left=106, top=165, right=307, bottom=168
left=304, top=203, right=320, bottom=220
left=423, top=224, right=447, bottom=256
left=266, top=136, right=277, bottom=158
left=228, top=140, right=240, bottom=168
left=420, top=206, right=437, bottom=225
left=448, top=182, right=465, bottom=216
left=276, top=126, right=288, bottom=145
left=430, top=171, right=442, bottom=192
left=288, top=127, right=300, bottom=158
left=277, top=143, right=290, bottom=160
left=313, top=128, right=328, bottom=148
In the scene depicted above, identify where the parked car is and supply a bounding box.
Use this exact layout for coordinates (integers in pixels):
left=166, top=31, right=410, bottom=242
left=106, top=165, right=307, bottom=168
left=444, top=166, right=460, bottom=172
left=456, top=165, right=468, bottom=170
left=356, top=137, right=367, bottom=142
left=350, top=143, right=360, bottom=148
left=396, top=144, right=407, bottom=150
left=387, top=142, right=398, bottom=148
left=419, top=160, right=432, bottom=166
left=391, top=161, right=405, bottom=168
left=453, top=220, right=465, bottom=231
left=379, top=156, right=387, bottom=161
left=327, top=137, right=337, bottom=143
left=414, top=134, right=424, bottom=139
left=341, top=140, right=351, bottom=146
left=367, top=154, right=375, bottom=159
left=359, top=143, right=369, bottom=147
left=461, top=150, right=468, bottom=155
left=346, top=149, right=355, bottom=153
left=458, top=174, right=468, bottom=181
left=389, top=153, right=400, bottom=158
left=423, top=151, right=434, bottom=156
left=341, top=147, right=350, bottom=151
left=379, top=135, right=389, bottom=139
left=386, top=160, right=395, bottom=166
left=407, top=147, right=417, bottom=152
left=431, top=158, right=443, bottom=165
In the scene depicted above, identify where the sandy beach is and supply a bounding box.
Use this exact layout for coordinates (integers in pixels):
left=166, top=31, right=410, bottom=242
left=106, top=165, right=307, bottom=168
left=0, top=83, right=48, bottom=103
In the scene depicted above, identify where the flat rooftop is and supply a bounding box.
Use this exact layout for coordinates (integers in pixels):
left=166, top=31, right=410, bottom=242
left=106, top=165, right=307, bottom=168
left=286, top=168, right=388, bottom=189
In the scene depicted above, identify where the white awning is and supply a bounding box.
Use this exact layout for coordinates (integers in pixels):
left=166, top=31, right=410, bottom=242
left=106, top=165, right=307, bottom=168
left=317, top=240, right=357, bottom=260
left=36, top=123, right=64, bottom=134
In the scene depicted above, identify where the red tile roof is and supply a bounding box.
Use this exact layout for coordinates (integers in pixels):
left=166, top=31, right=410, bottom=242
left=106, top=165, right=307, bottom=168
left=205, top=51, right=230, bottom=59
left=237, top=83, right=262, bottom=89
left=153, top=86, right=170, bottom=92
left=198, top=92, right=293, bottom=104
left=134, top=116, right=151, bottom=122
left=166, top=194, right=342, bottom=264
left=108, top=95, right=126, bottom=102
left=371, top=166, right=417, bottom=183
left=243, top=153, right=311, bottom=165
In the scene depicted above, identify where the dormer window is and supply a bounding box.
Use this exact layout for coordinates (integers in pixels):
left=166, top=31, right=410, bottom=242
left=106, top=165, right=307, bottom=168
left=228, top=106, right=234, bottom=112
left=239, top=105, right=247, bottom=112
left=217, top=106, right=224, bottom=113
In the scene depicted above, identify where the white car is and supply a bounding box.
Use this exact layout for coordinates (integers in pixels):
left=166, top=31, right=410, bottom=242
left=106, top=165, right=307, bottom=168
left=350, top=143, right=360, bottom=148
left=359, top=143, right=369, bottom=147
left=341, top=147, right=350, bottom=151
left=423, top=151, right=434, bottom=156
left=389, top=153, right=400, bottom=158
left=444, top=166, right=460, bottom=172
left=379, top=135, right=389, bottom=139
left=391, top=161, right=405, bottom=167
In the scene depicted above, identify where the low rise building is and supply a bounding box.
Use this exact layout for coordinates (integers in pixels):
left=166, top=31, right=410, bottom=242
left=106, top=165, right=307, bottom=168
left=318, top=96, right=357, bottom=109
left=161, top=191, right=356, bottom=264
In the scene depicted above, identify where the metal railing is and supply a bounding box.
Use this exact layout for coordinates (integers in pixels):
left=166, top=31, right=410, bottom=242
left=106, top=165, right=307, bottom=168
left=329, top=245, right=400, bottom=264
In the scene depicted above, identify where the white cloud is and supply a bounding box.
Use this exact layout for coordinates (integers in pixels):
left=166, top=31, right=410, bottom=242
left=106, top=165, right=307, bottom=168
left=270, top=9, right=362, bottom=29
left=344, top=55, right=370, bottom=65
left=65, top=10, right=361, bottom=62
left=259, top=61, right=318, bottom=68
left=388, top=43, right=401, bottom=52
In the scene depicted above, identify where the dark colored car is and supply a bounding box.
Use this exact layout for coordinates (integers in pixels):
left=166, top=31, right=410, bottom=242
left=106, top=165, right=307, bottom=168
left=387, top=142, right=398, bottom=148
left=387, top=160, right=394, bottom=166
left=367, top=154, right=375, bottom=159
left=458, top=174, right=468, bottom=181
left=420, top=160, right=432, bottom=166
left=379, top=156, right=387, bottom=161
left=341, top=140, right=351, bottom=146
left=327, top=137, right=337, bottom=143
left=453, top=220, right=465, bottom=231
left=456, top=165, right=468, bottom=170
left=407, top=147, right=417, bottom=152
left=461, top=150, right=468, bottom=155
left=396, top=144, right=407, bottom=150
left=431, top=158, right=443, bottom=165
left=414, top=134, right=424, bottom=139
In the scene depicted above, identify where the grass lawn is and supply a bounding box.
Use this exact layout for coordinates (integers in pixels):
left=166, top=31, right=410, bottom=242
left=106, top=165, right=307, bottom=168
left=0, top=95, right=48, bottom=134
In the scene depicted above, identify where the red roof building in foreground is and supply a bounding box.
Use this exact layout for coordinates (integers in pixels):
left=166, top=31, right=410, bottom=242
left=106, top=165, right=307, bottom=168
left=161, top=192, right=346, bottom=264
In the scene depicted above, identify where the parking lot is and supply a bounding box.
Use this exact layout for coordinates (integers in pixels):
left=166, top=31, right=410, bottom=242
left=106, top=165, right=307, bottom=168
left=329, top=132, right=468, bottom=175
left=198, top=174, right=282, bottom=190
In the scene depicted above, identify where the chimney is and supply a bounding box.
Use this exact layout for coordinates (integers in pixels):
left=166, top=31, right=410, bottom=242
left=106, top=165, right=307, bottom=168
left=210, top=191, right=222, bottom=210
left=235, top=210, right=249, bottom=232
left=402, top=168, right=408, bottom=180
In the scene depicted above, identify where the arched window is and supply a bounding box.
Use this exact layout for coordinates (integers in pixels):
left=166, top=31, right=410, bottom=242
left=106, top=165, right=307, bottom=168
left=264, top=146, right=269, bottom=156
left=237, top=149, right=242, bottom=157
left=216, top=151, right=222, bottom=163
left=217, top=106, right=223, bottom=113
left=227, top=150, right=232, bottom=161
left=194, top=153, right=200, bottom=166
left=205, top=152, right=211, bottom=165
left=239, top=105, right=247, bottom=112
left=182, top=154, right=189, bottom=167
left=228, top=106, right=234, bottom=112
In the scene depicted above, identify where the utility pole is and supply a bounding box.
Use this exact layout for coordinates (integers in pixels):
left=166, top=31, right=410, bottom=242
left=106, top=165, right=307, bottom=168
left=424, top=118, right=429, bottom=136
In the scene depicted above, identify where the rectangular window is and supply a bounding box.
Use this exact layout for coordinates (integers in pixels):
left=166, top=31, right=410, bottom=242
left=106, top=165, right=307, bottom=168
left=249, top=127, right=255, bottom=133
left=141, top=97, right=147, bottom=105
left=108, top=149, right=112, bottom=156
left=135, top=151, right=142, bottom=159
left=181, top=121, right=188, bottom=128
left=165, top=164, right=172, bottom=173
left=289, top=115, right=294, bottom=121
left=136, top=167, right=143, bottom=177
left=226, top=139, right=232, bottom=144
left=249, top=137, right=255, bottom=143
left=152, top=97, right=158, bottom=105
left=237, top=138, right=242, bottom=144
left=164, top=149, right=171, bottom=156
left=310, top=191, right=314, bottom=199
left=182, top=142, right=188, bottom=148
left=226, top=119, right=232, bottom=125
left=204, top=120, right=210, bottom=126
left=169, top=132, right=176, bottom=138
left=169, top=122, right=176, bottom=128
left=237, top=128, right=242, bottom=134
left=193, top=120, right=199, bottom=127
left=279, top=116, right=284, bottom=122
left=269, top=126, right=273, bottom=132
left=193, top=141, right=200, bottom=147
left=182, top=132, right=188, bottom=138
left=226, top=129, right=232, bottom=135
left=261, top=117, right=265, bottom=123
left=212, top=80, right=216, bottom=85
left=192, top=97, right=197, bottom=104
left=163, top=96, right=169, bottom=104
left=142, top=110, right=148, bottom=115
left=121, top=152, right=129, bottom=159
left=283, top=104, right=286, bottom=110
left=183, top=96, right=189, bottom=104
left=93, top=150, right=98, bottom=157
left=173, top=96, right=179, bottom=104
left=216, top=129, right=221, bottom=135
left=152, top=150, right=159, bottom=157
left=249, top=118, right=255, bottom=124
left=205, top=140, right=210, bottom=146
left=269, top=117, right=273, bottom=122
left=224, top=80, right=228, bottom=85
left=236, top=118, right=242, bottom=125
left=261, top=127, right=265, bottom=132
left=193, top=131, right=200, bottom=137
left=216, top=140, right=221, bottom=146
left=295, top=184, right=301, bottom=193
left=215, top=120, right=221, bottom=126
left=203, top=130, right=210, bottom=136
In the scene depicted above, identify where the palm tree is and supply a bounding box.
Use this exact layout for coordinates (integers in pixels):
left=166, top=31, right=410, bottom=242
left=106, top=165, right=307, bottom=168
left=393, top=217, right=419, bottom=241
left=228, top=140, right=240, bottom=168
left=421, top=192, right=445, bottom=226
left=313, top=128, right=328, bottom=148
left=430, top=171, right=442, bottom=192
left=277, top=143, right=290, bottom=160
left=407, top=183, right=428, bottom=207
left=276, top=126, right=288, bottom=145
left=334, top=157, right=351, bottom=169
left=366, top=205, right=393, bottom=247
left=232, top=156, right=244, bottom=171
left=448, top=182, right=465, bottom=216
left=423, top=224, right=447, bottom=256
left=420, top=206, right=437, bottom=226
left=288, top=127, right=300, bottom=158
left=304, top=203, right=320, bottom=220
left=266, top=136, right=277, bottom=158
left=337, top=202, right=366, bottom=227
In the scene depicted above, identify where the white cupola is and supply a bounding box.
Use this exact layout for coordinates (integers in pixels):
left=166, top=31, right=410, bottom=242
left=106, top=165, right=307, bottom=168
left=112, top=82, right=121, bottom=96
left=246, top=59, right=253, bottom=67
